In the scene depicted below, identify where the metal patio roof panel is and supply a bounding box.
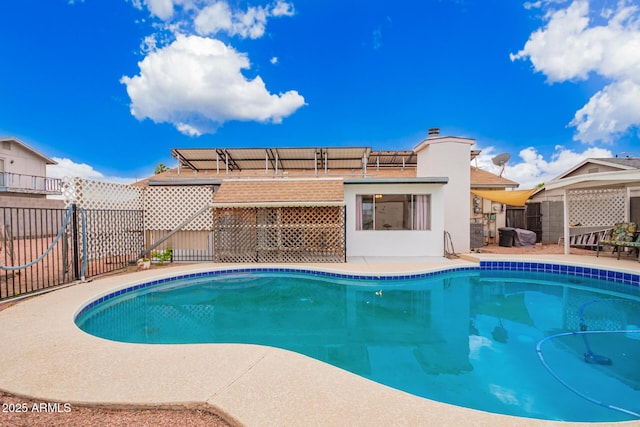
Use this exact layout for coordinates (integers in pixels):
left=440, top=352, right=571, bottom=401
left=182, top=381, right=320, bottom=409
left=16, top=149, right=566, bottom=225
left=173, top=147, right=376, bottom=172
left=325, top=147, right=369, bottom=170
left=188, top=160, right=218, bottom=170
left=274, top=147, right=318, bottom=159
left=368, top=150, right=417, bottom=167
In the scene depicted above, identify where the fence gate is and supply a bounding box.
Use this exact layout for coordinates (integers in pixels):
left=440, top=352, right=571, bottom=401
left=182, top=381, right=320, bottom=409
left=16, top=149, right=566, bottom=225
left=526, top=202, right=542, bottom=242
left=505, top=207, right=526, bottom=229
left=1, top=205, right=144, bottom=301
left=0, top=206, right=76, bottom=299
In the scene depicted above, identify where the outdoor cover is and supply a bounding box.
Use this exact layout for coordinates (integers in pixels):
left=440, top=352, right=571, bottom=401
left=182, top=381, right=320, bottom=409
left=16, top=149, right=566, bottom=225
left=514, top=228, right=537, bottom=247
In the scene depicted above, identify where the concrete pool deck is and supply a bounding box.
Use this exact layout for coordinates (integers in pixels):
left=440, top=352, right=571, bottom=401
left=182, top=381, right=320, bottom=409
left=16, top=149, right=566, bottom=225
left=0, top=254, right=639, bottom=426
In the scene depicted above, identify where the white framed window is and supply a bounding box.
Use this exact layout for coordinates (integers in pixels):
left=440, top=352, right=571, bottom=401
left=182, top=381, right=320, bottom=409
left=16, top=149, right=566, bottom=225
left=355, top=194, right=431, bottom=231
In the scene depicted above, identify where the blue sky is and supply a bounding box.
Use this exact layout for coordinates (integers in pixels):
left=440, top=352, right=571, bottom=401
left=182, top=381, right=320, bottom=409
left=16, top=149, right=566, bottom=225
left=1, top=0, right=639, bottom=187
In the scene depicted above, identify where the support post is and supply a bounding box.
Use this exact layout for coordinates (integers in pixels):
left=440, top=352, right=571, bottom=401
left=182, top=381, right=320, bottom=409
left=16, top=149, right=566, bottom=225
left=563, top=189, right=570, bottom=255
left=71, top=204, right=80, bottom=280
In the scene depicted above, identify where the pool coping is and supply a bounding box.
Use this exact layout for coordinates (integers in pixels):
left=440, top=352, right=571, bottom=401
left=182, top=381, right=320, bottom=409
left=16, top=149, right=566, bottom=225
left=0, top=255, right=639, bottom=426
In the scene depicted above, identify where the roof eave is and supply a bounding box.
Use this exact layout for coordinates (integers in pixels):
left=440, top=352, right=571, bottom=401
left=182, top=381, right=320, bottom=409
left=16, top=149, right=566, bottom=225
left=344, top=177, right=448, bottom=185
left=212, top=201, right=345, bottom=208
left=1, top=137, right=57, bottom=165
left=471, top=183, right=520, bottom=189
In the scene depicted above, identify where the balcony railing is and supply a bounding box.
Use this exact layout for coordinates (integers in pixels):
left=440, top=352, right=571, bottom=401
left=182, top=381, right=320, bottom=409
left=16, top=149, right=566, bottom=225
left=0, top=172, right=63, bottom=195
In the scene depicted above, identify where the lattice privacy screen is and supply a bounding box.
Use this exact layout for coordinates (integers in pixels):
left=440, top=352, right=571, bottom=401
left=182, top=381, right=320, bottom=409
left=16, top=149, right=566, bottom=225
left=214, top=206, right=345, bottom=263
left=63, top=179, right=214, bottom=230
left=144, top=186, right=213, bottom=230
left=568, top=188, right=626, bottom=226
left=62, top=177, right=143, bottom=210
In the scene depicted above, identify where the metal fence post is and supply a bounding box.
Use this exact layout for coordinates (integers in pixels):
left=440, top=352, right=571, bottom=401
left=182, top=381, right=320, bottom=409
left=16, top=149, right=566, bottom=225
left=71, top=204, right=80, bottom=281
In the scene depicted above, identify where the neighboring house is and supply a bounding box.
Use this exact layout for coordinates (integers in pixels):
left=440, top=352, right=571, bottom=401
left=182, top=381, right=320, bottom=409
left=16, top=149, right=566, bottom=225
left=532, top=157, right=640, bottom=247
left=140, top=128, right=521, bottom=259
left=0, top=137, right=62, bottom=207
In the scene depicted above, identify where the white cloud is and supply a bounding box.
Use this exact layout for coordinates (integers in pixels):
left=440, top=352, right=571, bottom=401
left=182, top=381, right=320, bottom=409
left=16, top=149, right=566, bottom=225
left=143, top=0, right=177, bottom=20
left=270, top=56, right=278, bottom=64
left=194, top=2, right=234, bottom=37
left=570, top=79, right=640, bottom=143
left=121, top=34, right=305, bottom=135
left=47, top=158, right=138, bottom=185
left=474, top=144, right=613, bottom=188
left=194, top=1, right=294, bottom=39
left=511, top=0, right=640, bottom=143
left=271, top=0, right=295, bottom=17
left=122, top=1, right=301, bottom=135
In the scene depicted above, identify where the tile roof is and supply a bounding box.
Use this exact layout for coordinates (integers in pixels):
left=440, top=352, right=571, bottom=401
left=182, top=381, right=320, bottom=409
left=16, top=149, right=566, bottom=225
left=470, top=167, right=519, bottom=188
left=213, top=179, right=345, bottom=206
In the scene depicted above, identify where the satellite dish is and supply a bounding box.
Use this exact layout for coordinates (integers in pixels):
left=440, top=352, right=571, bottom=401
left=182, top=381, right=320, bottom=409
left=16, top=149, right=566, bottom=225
left=492, top=153, right=510, bottom=177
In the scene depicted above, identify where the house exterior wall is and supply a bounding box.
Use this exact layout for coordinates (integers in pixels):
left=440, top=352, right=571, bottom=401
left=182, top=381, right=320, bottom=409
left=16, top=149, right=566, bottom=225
left=470, top=192, right=508, bottom=244
left=344, top=183, right=445, bottom=257
left=0, top=195, right=64, bottom=208
left=564, top=163, right=623, bottom=178
left=415, top=137, right=474, bottom=252
left=0, top=140, right=47, bottom=177
left=531, top=188, right=564, bottom=202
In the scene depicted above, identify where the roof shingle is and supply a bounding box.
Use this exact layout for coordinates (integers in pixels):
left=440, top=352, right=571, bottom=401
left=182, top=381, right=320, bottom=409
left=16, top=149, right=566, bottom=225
left=213, top=179, right=344, bottom=206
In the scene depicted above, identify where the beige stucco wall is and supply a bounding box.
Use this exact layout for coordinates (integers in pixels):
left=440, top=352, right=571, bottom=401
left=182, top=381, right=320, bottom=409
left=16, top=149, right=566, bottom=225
left=0, top=195, right=65, bottom=208
left=0, top=140, right=47, bottom=177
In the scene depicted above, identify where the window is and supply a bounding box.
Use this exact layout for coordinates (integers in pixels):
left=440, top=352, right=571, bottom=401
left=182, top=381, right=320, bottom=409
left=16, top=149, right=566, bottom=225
left=356, top=194, right=431, bottom=230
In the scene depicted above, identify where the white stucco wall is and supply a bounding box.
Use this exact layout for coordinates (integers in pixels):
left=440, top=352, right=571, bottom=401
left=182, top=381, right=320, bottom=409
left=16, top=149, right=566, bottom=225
left=344, top=183, right=446, bottom=257
left=415, top=137, right=475, bottom=253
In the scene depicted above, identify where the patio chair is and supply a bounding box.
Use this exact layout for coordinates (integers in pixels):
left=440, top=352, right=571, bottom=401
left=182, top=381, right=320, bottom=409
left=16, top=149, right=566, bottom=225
left=596, top=222, right=637, bottom=259
left=617, top=231, right=640, bottom=260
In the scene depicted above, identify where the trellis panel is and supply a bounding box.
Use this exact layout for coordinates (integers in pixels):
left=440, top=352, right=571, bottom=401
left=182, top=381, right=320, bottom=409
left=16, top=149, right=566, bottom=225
left=215, top=206, right=345, bottom=263
left=214, top=208, right=258, bottom=262
left=568, top=188, right=626, bottom=227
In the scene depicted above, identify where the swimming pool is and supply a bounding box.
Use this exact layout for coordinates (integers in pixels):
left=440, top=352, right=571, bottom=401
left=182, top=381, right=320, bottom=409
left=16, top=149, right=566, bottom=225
left=75, top=263, right=640, bottom=422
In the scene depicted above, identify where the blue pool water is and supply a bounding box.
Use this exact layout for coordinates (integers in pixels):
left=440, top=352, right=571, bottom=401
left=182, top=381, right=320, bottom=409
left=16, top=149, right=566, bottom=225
left=75, top=267, right=640, bottom=422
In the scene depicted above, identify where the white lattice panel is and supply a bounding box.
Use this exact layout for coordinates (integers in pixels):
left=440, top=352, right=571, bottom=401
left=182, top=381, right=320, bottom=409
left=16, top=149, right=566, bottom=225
left=144, top=186, right=213, bottom=230
left=62, top=178, right=143, bottom=210
left=568, top=188, right=625, bottom=226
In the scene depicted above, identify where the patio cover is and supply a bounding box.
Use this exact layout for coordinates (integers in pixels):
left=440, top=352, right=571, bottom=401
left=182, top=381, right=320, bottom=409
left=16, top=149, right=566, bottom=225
left=470, top=189, right=537, bottom=207
left=543, top=168, right=640, bottom=254
left=212, top=179, right=345, bottom=208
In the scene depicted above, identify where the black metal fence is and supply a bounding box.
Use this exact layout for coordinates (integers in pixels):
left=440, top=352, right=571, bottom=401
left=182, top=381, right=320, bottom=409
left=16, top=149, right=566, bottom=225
left=0, top=205, right=144, bottom=300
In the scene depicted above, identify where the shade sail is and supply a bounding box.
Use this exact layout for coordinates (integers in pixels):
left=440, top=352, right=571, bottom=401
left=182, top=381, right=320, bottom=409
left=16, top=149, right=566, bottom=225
left=470, top=189, right=537, bottom=207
